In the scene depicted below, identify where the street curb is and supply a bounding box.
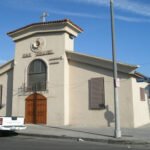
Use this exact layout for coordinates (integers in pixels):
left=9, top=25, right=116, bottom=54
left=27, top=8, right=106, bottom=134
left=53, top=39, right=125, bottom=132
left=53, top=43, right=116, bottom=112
left=17, top=132, right=150, bottom=145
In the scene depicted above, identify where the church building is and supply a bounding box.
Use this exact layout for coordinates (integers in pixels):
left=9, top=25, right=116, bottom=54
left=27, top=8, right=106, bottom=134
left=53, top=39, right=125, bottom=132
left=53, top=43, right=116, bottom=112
left=0, top=19, right=150, bottom=128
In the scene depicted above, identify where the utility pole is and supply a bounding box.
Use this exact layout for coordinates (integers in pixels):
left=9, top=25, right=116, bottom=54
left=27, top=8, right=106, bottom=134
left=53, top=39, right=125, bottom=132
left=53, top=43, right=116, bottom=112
left=110, top=0, right=121, bottom=138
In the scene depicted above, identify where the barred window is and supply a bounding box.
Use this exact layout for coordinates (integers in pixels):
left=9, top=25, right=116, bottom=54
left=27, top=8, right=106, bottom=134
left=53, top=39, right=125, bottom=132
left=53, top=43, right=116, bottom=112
left=28, top=60, right=47, bottom=91
left=89, top=77, right=105, bottom=109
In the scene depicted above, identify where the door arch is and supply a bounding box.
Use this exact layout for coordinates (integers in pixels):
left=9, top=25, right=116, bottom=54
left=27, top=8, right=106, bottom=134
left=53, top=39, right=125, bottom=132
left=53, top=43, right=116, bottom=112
left=25, top=93, right=47, bottom=124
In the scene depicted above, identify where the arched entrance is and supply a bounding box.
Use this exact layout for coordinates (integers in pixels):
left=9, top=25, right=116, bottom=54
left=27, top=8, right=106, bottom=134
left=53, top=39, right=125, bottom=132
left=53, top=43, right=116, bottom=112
left=25, top=93, right=47, bottom=124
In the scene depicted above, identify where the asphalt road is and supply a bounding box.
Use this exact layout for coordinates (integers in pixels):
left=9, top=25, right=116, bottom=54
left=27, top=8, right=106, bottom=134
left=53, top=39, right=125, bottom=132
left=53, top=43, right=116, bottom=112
left=0, top=134, right=150, bottom=150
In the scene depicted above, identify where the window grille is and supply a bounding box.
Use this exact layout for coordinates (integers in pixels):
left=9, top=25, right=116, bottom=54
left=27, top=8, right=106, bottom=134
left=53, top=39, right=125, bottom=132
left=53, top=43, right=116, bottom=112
left=28, top=60, right=47, bottom=91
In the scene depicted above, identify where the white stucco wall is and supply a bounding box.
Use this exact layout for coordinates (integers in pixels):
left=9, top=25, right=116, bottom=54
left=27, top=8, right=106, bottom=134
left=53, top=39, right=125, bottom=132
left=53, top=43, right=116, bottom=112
left=0, top=68, right=13, bottom=116
left=131, top=78, right=150, bottom=127
left=11, top=30, right=73, bottom=125
left=0, top=73, right=7, bottom=116
left=69, top=61, right=134, bottom=128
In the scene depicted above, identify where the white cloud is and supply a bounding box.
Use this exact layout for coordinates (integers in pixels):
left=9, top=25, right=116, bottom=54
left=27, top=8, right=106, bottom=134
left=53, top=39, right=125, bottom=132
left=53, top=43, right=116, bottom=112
left=115, top=0, right=150, bottom=17
left=2, top=0, right=150, bottom=23
left=115, top=15, right=150, bottom=23
left=74, top=0, right=108, bottom=5
left=2, top=0, right=150, bottom=18
left=70, top=0, right=150, bottom=17
left=48, top=8, right=150, bottom=23
left=49, top=9, right=106, bottom=19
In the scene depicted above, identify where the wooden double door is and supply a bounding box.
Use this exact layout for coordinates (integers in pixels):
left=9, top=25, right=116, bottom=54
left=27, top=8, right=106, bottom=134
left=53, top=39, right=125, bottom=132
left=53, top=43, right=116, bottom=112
left=25, top=93, right=47, bottom=124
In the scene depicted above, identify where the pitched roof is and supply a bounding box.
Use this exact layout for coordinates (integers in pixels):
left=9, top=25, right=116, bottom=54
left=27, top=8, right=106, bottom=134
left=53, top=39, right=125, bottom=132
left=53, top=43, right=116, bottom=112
left=134, top=71, right=148, bottom=78
left=66, top=51, right=138, bottom=74
left=0, top=59, right=14, bottom=75
left=7, top=19, right=83, bottom=36
left=134, top=71, right=150, bottom=83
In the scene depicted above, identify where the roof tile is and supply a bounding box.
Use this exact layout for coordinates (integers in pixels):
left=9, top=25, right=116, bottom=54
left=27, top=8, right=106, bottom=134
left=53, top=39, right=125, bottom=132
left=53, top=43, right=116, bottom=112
left=7, top=19, right=83, bottom=35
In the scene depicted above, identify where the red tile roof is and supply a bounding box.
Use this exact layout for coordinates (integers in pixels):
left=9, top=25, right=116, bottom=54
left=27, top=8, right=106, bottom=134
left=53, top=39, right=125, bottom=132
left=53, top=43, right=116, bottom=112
left=7, top=19, right=83, bottom=35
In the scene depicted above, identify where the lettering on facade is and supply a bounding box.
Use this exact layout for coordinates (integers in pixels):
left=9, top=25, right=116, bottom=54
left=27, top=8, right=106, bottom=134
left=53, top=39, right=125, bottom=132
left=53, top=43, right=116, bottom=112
left=49, top=56, right=63, bottom=61
left=50, top=62, right=59, bottom=65
left=49, top=56, right=63, bottom=65
left=22, top=53, right=32, bottom=58
left=22, top=50, right=54, bottom=58
left=35, top=50, right=54, bottom=56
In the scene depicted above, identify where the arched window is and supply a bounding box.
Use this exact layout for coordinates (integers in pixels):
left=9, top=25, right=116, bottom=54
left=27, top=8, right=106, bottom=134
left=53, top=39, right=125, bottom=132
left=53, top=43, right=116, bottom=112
left=28, top=59, right=47, bottom=91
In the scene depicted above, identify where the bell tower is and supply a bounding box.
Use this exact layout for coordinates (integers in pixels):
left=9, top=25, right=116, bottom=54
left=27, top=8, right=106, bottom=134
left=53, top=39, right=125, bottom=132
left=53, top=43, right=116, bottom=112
left=7, top=19, right=83, bottom=125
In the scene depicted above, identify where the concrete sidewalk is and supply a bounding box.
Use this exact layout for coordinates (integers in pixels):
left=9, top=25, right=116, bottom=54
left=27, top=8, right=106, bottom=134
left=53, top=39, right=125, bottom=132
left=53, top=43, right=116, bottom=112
left=16, top=124, right=150, bottom=145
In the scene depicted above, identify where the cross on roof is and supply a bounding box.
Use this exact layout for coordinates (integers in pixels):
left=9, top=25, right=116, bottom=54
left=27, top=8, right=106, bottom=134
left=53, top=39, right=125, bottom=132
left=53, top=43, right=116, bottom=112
left=40, top=12, right=48, bottom=22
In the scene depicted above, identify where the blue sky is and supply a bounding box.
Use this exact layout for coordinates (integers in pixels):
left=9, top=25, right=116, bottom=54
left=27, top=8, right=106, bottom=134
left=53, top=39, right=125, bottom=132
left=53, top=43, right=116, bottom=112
left=0, top=0, right=150, bottom=76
